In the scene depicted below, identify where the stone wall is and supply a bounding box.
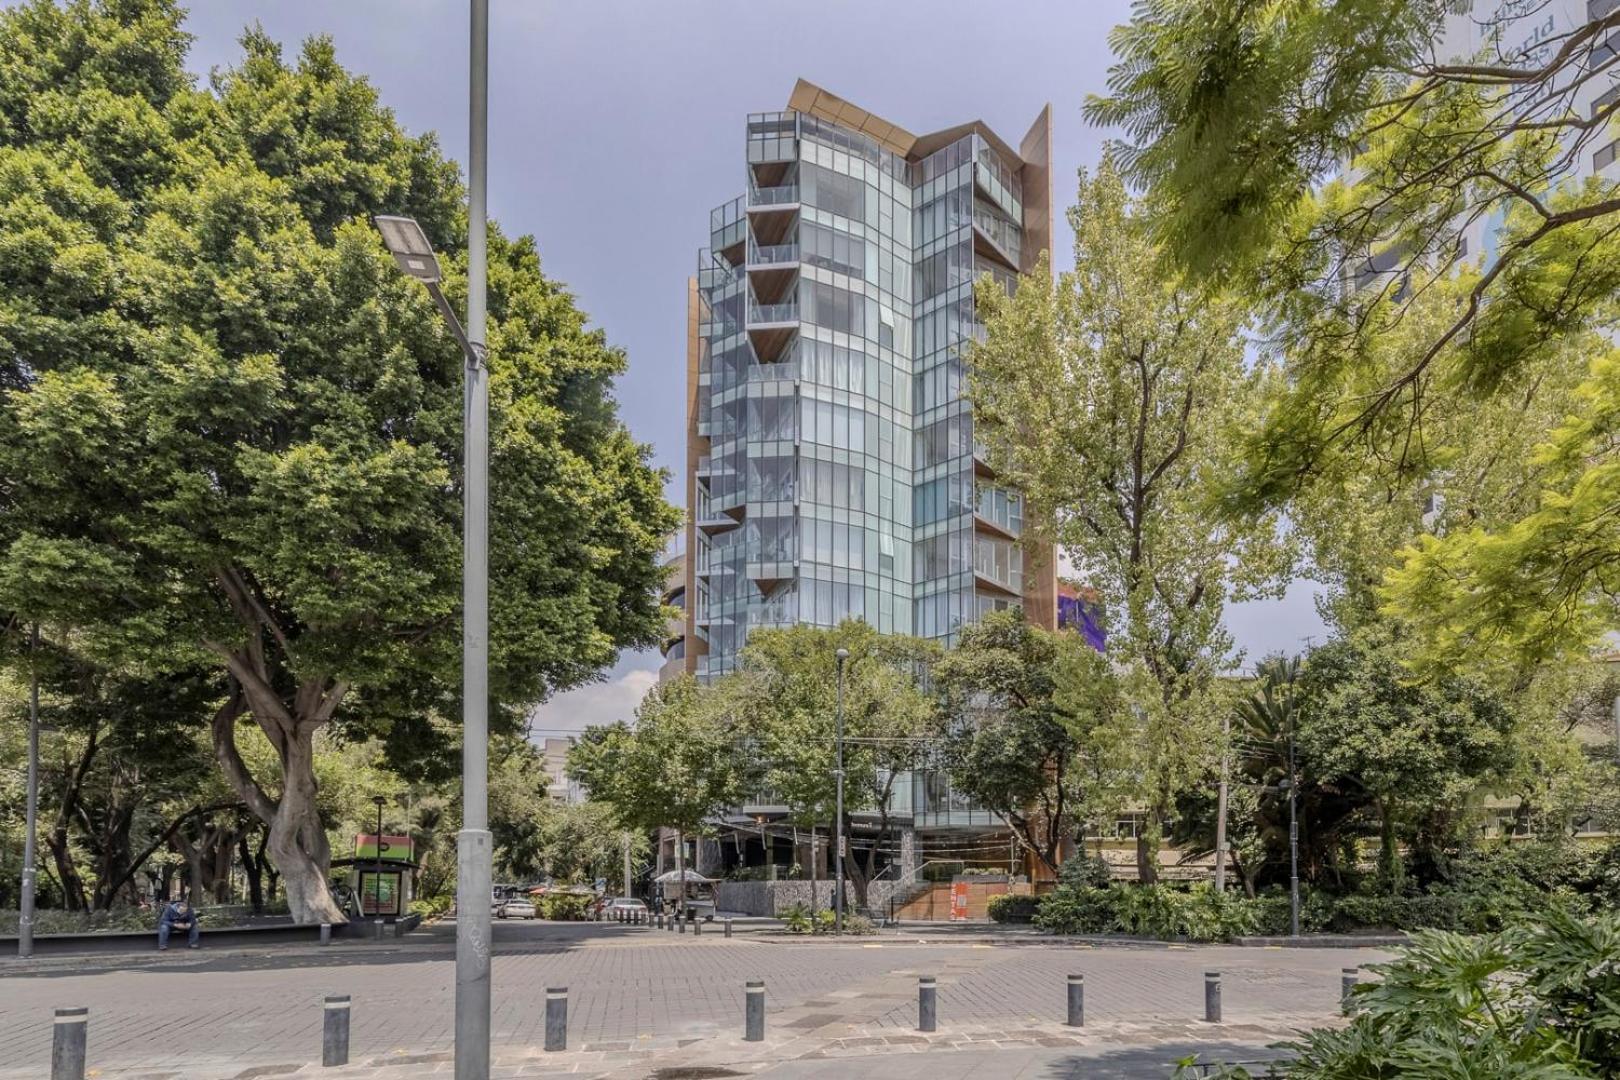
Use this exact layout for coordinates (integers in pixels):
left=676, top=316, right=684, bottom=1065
left=714, top=880, right=846, bottom=917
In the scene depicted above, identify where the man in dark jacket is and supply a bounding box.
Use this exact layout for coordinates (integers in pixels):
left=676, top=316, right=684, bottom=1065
left=158, top=898, right=201, bottom=950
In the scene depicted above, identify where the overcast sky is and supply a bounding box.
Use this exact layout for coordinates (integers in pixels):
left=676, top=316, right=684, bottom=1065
left=169, top=0, right=1326, bottom=734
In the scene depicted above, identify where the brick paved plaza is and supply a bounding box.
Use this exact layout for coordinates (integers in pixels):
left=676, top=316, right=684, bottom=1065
left=0, top=922, right=1387, bottom=1078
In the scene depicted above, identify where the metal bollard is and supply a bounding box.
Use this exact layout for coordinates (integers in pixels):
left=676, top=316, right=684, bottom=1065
left=545, top=987, right=567, bottom=1051
left=319, top=923, right=331, bottom=946
left=678, top=914, right=686, bottom=934
left=1204, top=971, right=1222, bottom=1023
left=1066, top=973, right=1084, bottom=1027
left=918, top=976, right=937, bottom=1032
left=1341, top=967, right=1359, bottom=1012
left=51, top=1007, right=88, bottom=1080
left=322, top=995, right=350, bottom=1067
left=724, top=917, right=733, bottom=939
left=694, top=917, right=702, bottom=936
left=744, top=980, right=765, bottom=1041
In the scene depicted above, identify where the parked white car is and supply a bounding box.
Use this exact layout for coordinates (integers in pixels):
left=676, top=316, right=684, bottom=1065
left=496, top=898, right=536, bottom=920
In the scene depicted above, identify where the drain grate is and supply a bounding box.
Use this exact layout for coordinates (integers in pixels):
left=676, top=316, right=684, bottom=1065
left=646, top=1069, right=745, bottom=1080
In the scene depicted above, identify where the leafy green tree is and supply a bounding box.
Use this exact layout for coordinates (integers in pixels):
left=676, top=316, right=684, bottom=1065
left=720, top=620, right=939, bottom=906
left=934, top=610, right=1120, bottom=877
left=1091, top=2, right=1620, bottom=667
left=569, top=677, right=748, bottom=911
left=0, top=2, right=676, bottom=922
left=1299, top=634, right=1516, bottom=889
left=969, top=158, right=1285, bottom=881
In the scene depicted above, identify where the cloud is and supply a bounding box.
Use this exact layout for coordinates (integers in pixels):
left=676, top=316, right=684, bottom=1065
left=530, top=651, right=661, bottom=737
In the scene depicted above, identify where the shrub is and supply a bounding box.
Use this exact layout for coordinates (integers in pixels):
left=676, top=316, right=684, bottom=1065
left=537, top=893, right=592, bottom=921
left=842, top=913, right=877, bottom=935
left=780, top=902, right=869, bottom=935
left=1036, top=884, right=1258, bottom=942
left=1057, top=854, right=1114, bottom=890
left=1177, top=908, right=1620, bottom=1077
left=780, top=902, right=812, bottom=934
left=409, top=895, right=454, bottom=919
left=1033, top=885, right=1116, bottom=935
left=987, top=893, right=1041, bottom=923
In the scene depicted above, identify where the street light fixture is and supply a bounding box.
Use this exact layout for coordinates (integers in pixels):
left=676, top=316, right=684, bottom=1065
left=373, top=6, right=491, bottom=1074
left=833, top=647, right=849, bottom=935
left=373, top=215, right=482, bottom=369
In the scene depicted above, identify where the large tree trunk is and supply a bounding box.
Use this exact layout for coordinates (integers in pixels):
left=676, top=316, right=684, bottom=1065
left=210, top=679, right=347, bottom=925
left=266, top=726, right=340, bottom=923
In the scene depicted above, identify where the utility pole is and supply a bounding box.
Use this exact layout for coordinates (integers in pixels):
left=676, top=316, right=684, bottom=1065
left=622, top=832, right=632, bottom=898
left=18, top=624, right=39, bottom=960
left=1214, top=710, right=1229, bottom=893
left=457, top=1, right=492, bottom=1075
left=1288, top=713, right=1300, bottom=938
left=834, top=648, right=848, bottom=934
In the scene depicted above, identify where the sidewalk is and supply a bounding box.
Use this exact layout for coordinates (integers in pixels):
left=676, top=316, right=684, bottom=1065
left=65, top=1018, right=1296, bottom=1078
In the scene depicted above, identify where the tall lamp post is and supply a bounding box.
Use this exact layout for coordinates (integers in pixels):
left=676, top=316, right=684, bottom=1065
left=18, top=624, right=39, bottom=960
left=1286, top=718, right=1300, bottom=938
left=833, top=647, right=848, bottom=935
left=371, top=795, right=388, bottom=922
left=372, top=0, right=490, bottom=1066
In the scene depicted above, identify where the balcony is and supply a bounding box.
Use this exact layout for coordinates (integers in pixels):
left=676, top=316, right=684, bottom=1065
left=747, top=242, right=800, bottom=267
left=748, top=184, right=799, bottom=208
left=749, top=302, right=798, bottom=326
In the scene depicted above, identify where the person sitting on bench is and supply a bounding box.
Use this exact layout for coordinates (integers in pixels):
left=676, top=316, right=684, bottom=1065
left=157, top=898, right=201, bottom=950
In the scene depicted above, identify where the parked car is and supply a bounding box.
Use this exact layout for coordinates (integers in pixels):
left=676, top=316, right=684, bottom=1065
left=496, top=898, right=536, bottom=920
left=601, top=897, right=648, bottom=921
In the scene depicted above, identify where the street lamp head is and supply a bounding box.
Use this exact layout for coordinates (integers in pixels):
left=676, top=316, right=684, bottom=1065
left=373, top=215, right=442, bottom=284
left=835, top=648, right=849, bottom=661
left=372, top=794, right=389, bottom=808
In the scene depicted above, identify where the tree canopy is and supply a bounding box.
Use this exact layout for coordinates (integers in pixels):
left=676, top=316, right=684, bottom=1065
left=0, top=0, right=677, bottom=922
left=1090, top=1, right=1620, bottom=669
left=968, top=157, right=1283, bottom=880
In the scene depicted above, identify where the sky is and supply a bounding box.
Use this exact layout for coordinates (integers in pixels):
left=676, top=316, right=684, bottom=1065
left=170, top=0, right=1327, bottom=734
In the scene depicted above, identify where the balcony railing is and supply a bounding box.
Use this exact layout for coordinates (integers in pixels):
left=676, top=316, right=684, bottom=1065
left=748, top=242, right=799, bottom=266
left=749, top=302, right=798, bottom=325
left=748, top=184, right=799, bottom=206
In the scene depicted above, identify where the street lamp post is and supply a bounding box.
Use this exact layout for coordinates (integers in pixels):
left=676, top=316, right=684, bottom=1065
left=18, top=624, right=39, bottom=960
left=1287, top=717, right=1300, bottom=938
left=371, top=795, right=388, bottom=923
left=371, top=2, right=490, bottom=1067
left=833, top=647, right=848, bottom=935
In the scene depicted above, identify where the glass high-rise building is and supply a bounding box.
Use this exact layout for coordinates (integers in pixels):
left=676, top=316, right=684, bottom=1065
left=667, top=81, right=1057, bottom=681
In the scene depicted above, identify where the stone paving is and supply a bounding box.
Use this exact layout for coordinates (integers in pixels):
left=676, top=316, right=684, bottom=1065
left=0, top=921, right=1382, bottom=1079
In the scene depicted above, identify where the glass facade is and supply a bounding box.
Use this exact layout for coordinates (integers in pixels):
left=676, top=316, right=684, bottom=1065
left=691, top=107, right=1036, bottom=680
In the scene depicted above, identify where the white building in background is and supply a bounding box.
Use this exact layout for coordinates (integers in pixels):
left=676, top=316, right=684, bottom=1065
left=539, top=736, right=583, bottom=805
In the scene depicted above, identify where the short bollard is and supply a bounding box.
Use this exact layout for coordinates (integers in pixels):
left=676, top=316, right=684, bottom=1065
left=1341, top=967, right=1359, bottom=1012
left=918, top=976, right=937, bottom=1032
left=745, top=980, right=765, bottom=1041
left=678, top=914, right=686, bottom=934
left=319, top=923, right=331, bottom=946
left=322, top=995, right=350, bottom=1067
left=545, top=987, right=568, bottom=1052
left=693, top=917, right=702, bottom=936
left=1204, top=971, right=1222, bottom=1023
left=724, top=917, right=733, bottom=939
left=51, top=1006, right=88, bottom=1080
left=654, top=912, right=663, bottom=929
left=1066, top=973, right=1084, bottom=1028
